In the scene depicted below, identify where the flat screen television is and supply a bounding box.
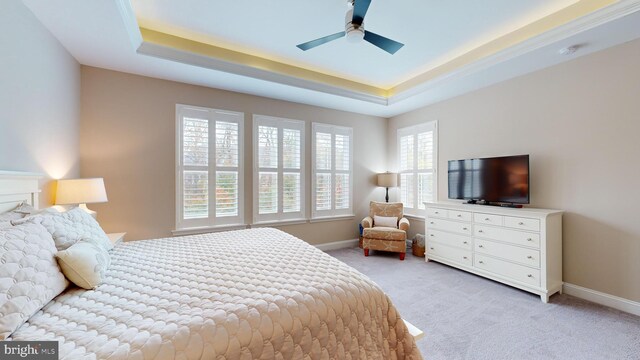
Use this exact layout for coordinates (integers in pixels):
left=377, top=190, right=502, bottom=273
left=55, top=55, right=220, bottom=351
left=448, top=155, right=529, bottom=204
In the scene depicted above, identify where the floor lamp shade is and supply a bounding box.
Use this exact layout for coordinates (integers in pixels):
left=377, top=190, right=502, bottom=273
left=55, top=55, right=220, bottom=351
left=377, top=173, right=398, bottom=188
left=377, top=173, right=398, bottom=202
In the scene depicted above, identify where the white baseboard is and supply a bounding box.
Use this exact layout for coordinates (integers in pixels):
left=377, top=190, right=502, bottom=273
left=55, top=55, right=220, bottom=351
left=563, top=283, right=640, bottom=316
left=315, top=238, right=359, bottom=251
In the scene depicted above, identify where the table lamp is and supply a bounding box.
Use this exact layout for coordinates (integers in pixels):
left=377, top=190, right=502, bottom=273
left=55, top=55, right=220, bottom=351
left=55, top=178, right=108, bottom=219
left=377, top=172, right=398, bottom=203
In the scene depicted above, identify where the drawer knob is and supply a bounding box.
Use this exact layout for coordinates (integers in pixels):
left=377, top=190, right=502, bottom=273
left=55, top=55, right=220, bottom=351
left=479, top=245, right=484, bottom=248
left=435, top=211, right=439, bottom=214
left=478, top=230, right=483, bottom=233
left=430, top=247, right=434, bottom=250
left=463, top=227, right=468, bottom=230
left=519, top=222, right=525, bottom=225
left=430, top=234, right=434, bottom=237
left=527, top=274, right=533, bottom=278
left=527, top=256, right=533, bottom=259
left=463, top=241, right=468, bottom=244
left=457, top=214, right=462, bottom=217
left=479, top=260, right=484, bottom=264
left=485, top=218, right=490, bottom=221
left=430, top=222, right=434, bottom=225
left=463, top=256, right=468, bottom=259
left=527, top=238, right=533, bottom=242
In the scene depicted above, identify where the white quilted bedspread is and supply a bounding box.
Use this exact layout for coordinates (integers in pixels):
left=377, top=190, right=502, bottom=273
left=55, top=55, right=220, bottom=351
left=9, top=228, right=421, bottom=359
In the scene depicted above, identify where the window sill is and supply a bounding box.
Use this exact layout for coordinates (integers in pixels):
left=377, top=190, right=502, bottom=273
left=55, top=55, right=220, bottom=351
left=172, top=224, right=248, bottom=236
left=404, top=214, right=425, bottom=221
left=251, top=219, right=308, bottom=227
left=309, top=215, right=355, bottom=223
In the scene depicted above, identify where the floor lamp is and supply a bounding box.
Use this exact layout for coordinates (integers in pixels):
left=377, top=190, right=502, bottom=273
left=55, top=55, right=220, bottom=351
left=377, top=172, right=398, bottom=203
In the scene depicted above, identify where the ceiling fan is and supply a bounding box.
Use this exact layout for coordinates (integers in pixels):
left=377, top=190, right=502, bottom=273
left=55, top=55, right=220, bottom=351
left=296, top=0, right=404, bottom=55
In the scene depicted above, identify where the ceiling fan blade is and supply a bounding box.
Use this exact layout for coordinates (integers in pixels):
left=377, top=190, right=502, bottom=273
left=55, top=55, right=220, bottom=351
left=352, top=0, right=372, bottom=25
left=364, top=30, right=404, bottom=54
left=297, top=31, right=346, bottom=51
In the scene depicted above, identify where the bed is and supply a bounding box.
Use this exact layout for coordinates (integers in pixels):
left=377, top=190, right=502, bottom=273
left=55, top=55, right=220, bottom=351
left=1, top=172, right=422, bottom=359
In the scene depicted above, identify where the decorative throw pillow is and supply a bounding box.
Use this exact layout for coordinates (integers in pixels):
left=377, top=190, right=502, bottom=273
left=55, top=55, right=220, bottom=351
left=0, top=202, right=32, bottom=222
left=56, top=239, right=111, bottom=289
left=374, top=215, right=398, bottom=228
left=0, top=222, right=69, bottom=340
left=23, top=207, right=113, bottom=252
left=12, top=202, right=36, bottom=215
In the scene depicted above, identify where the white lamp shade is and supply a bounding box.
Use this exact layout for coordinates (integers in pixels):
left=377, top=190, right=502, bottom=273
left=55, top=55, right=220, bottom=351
left=377, top=173, right=398, bottom=188
left=56, top=178, right=108, bottom=205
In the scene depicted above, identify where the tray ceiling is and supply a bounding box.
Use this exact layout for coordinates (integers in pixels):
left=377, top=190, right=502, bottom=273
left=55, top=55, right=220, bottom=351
left=132, top=0, right=580, bottom=88
left=20, top=0, right=640, bottom=116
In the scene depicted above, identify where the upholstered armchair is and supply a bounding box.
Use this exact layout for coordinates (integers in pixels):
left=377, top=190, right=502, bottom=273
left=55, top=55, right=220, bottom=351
left=361, top=201, right=410, bottom=260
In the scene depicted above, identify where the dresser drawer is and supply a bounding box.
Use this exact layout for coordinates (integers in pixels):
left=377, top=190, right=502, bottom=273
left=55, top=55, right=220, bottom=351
left=504, top=216, right=540, bottom=232
left=474, top=213, right=503, bottom=225
left=426, top=207, right=448, bottom=219
left=475, top=239, right=540, bottom=268
left=448, top=210, right=472, bottom=222
left=428, top=242, right=472, bottom=266
left=427, top=218, right=472, bottom=235
left=427, top=229, right=472, bottom=250
left=474, top=225, right=540, bottom=249
left=474, top=254, right=540, bottom=287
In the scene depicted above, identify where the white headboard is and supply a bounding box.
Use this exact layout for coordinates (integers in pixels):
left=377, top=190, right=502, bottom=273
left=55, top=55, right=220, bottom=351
left=0, top=171, right=43, bottom=213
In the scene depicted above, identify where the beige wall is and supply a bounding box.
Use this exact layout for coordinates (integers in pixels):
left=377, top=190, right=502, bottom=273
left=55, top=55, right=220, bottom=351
left=80, top=67, right=388, bottom=243
left=0, top=0, right=80, bottom=205
left=388, top=39, right=640, bottom=302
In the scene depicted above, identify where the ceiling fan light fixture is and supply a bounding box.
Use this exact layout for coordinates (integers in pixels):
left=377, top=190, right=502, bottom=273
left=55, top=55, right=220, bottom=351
left=346, top=28, right=365, bottom=43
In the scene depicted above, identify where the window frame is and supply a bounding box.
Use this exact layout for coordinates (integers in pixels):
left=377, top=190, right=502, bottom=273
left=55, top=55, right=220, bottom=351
left=175, top=104, right=245, bottom=231
left=311, top=122, right=354, bottom=219
left=397, top=121, right=438, bottom=217
left=252, top=115, right=306, bottom=224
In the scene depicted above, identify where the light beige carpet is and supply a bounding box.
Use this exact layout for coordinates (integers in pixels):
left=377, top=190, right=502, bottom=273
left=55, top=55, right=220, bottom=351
left=328, top=247, right=640, bottom=360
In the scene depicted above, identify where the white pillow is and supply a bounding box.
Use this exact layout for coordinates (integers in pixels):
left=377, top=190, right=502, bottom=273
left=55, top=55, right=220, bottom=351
left=0, top=202, right=31, bottom=222
left=23, top=207, right=113, bottom=252
left=56, top=239, right=111, bottom=289
left=0, top=222, right=69, bottom=340
left=374, top=215, right=398, bottom=228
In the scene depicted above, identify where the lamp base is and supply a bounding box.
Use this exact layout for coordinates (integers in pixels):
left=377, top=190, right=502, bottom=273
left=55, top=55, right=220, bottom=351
left=385, top=187, right=390, bottom=203
left=78, top=203, right=97, bottom=219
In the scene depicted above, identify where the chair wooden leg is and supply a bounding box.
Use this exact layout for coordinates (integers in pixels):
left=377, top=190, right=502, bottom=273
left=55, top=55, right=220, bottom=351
left=399, top=252, right=405, bottom=261
left=364, top=249, right=369, bottom=256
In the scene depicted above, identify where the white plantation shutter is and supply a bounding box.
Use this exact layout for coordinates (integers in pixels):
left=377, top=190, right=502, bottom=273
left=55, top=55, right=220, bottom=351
left=312, top=123, right=353, bottom=218
left=398, top=121, right=437, bottom=216
left=253, top=115, right=305, bottom=223
left=176, top=105, right=244, bottom=230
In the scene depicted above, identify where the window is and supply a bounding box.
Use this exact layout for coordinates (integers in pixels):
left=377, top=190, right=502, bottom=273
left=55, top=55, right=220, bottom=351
left=176, top=105, right=244, bottom=230
left=398, top=121, right=437, bottom=216
left=253, top=115, right=305, bottom=223
left=312, top=123, right=353, bottom=219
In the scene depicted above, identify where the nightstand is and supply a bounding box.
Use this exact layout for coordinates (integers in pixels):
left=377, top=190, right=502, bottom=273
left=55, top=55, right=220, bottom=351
left=107, top=232, right=126, bottom=246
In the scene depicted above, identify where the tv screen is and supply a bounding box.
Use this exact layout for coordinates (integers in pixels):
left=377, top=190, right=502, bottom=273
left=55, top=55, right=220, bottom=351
left=448, top=155, right=529, bottom=204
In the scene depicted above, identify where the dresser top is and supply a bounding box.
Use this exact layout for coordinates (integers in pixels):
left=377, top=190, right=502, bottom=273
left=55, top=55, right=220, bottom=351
left=425, top=201, right=563, bottom=217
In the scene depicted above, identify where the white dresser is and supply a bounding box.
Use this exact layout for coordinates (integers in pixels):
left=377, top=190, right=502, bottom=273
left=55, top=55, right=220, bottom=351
left=424, top=202, right=563, bottom=302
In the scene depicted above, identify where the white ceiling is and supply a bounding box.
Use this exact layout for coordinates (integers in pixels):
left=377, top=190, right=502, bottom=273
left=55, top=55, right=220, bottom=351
left=20, top=0, right=640, bottom=117
left=131, top=0, right=578, bottom=88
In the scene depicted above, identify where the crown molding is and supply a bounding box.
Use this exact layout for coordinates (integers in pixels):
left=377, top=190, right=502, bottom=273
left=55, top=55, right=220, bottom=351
left=136, top=30, right=389, bottom=105
left=115, top=0, right=143, bottom=50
